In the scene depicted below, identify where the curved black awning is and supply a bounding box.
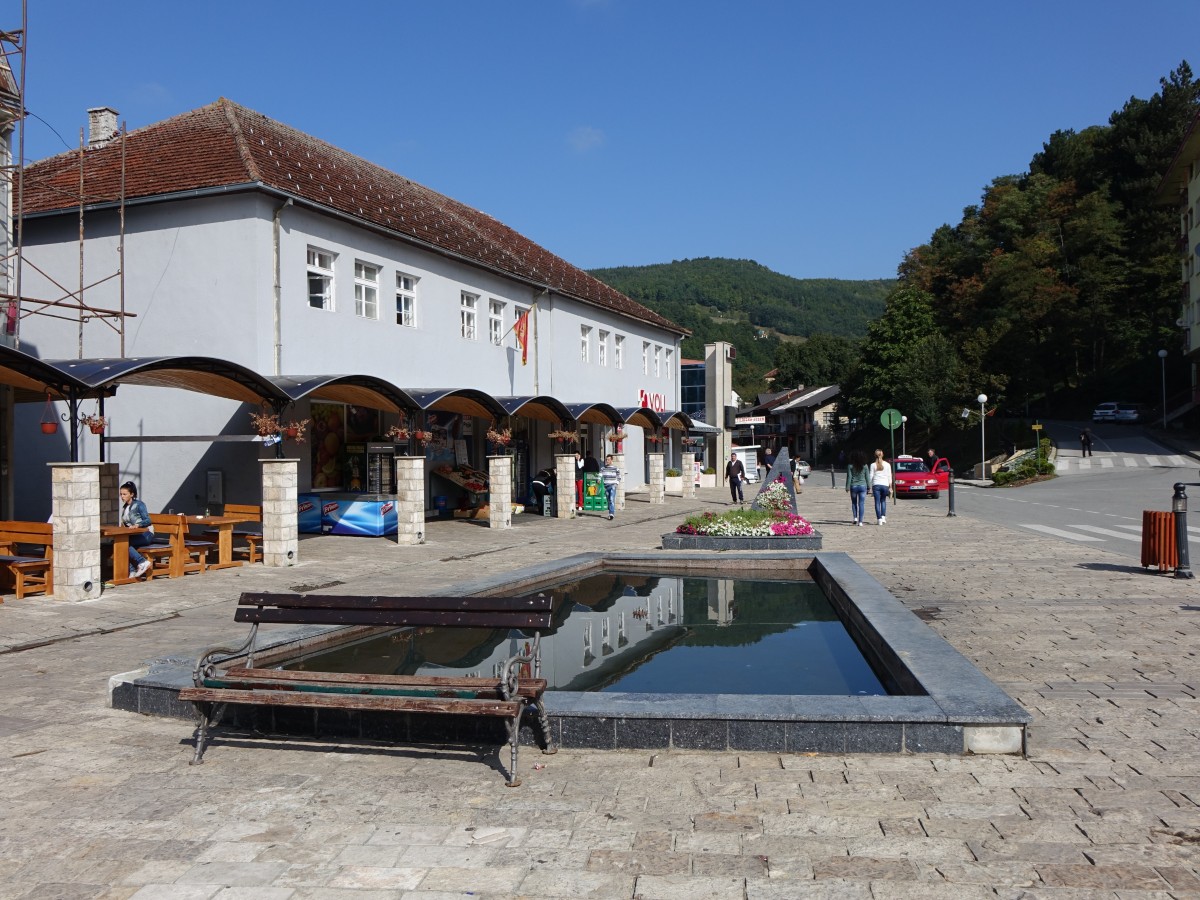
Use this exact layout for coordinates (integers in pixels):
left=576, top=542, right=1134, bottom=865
left=494, top=395, right=574, bottom=424
left=0, top=345, right=99, bottom=400
left=614, top=406, right=662, bottom=431
left=272, top=375, right=417, bottom=413
left=53, top=356, right=287, bottom=405
left=660, top=410, right=695, bottom=431
left=562, top=402, right=624, bottom=427
left=404, top=388, right=507, bottom=421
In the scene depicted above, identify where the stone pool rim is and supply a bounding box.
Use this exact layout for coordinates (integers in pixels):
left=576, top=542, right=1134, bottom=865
left=110, top=551, right=1029, bottom=756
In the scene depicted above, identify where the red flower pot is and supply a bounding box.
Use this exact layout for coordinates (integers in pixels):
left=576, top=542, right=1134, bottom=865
left=40, top=421, right=58, bottom=435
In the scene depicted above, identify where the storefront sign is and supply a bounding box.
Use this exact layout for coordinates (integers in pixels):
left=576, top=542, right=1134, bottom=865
left=735, top=415, right=766, bottom=425
left=638, top=389, right=667, bottom=412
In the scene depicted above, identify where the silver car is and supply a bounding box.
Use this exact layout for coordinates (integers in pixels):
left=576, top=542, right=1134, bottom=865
left=1092, top=401, right=1118, bottom=423
left=794, top=460, right=812, bottom=477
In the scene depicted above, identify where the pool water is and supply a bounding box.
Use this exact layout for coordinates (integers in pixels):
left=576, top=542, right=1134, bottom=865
left=283, top=571, right=889, bottom=696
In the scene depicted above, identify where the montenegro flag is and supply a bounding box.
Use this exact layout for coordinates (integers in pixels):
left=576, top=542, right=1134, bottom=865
left=514, top=308, right=531, bottom=366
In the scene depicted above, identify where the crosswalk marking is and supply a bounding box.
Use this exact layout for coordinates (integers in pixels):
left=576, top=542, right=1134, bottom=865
left=1019, top=523, right=1103, bottom=541
left=1055, top=454, right=1190, bottom=471
left=1070, top=524, right=1142, bottom=541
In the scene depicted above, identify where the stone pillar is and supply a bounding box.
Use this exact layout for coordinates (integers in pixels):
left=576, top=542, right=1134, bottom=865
left=487, top=455, right=512, bottom=529
left=49, top=462, right=102, bottom=601
left=682, top=452, right=696, bottom=499
left=614, top=452, right=626, bottom=511
left=648, top=453, right=665, bottom=505
left=554, top=453, right=576, bottom=519
left=394, top=455, right=426, bottom=544
left=260, top=459, right=298, bottom=566
left=98, top=462, right=119, bottom=527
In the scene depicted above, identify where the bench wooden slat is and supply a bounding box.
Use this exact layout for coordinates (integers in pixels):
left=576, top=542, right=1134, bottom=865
left=219, top=666, right=546, bottom=698
left=179, top=687, right=524, bottom=717
left=0, top=521, right=53, bottom=599
left=238, top=592, right=553, bottom=613
left=235, top=607, right=553, bottom=628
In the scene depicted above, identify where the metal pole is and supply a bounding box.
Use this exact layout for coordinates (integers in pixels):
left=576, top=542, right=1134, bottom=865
left=1159, top=350, right=1168, bottom=429
left=830, top=463, right=835, bottom=489
left=1173, top=483, right=1193, bottom=579
left=947, top=474, right=956, bottom=517
left=980, top=402, right=986, bottom=476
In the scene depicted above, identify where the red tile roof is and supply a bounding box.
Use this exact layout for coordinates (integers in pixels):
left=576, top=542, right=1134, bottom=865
left=21, top=98, right=686, bottom=335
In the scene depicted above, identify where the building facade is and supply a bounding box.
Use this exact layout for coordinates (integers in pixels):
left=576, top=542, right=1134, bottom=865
left=1157, top=110, right=1200, bottom=412
left=13, top=100, right=686, bottom=518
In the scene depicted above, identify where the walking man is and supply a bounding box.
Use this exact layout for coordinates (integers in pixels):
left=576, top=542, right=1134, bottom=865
left=1080, top=427, right=1094, bottom=458
left=725, top=451, right=746, bottom=504
left=600, top=454, right=621, bottom=520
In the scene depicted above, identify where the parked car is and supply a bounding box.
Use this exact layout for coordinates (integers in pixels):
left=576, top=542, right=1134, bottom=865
left=892, top=455, right=950, bottom=499
left=794, top=460, right=812, bottom=477
left=1092, top=401, right=1119, bottom=422
left=1113, top=403, right=1142, bottom=423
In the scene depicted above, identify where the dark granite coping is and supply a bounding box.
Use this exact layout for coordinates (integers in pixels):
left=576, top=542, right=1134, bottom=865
left=108, top=550, right=1029, bottom=753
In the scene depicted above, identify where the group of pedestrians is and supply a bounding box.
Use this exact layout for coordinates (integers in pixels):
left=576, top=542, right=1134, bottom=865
left=844, top=449, right=893, bottom=526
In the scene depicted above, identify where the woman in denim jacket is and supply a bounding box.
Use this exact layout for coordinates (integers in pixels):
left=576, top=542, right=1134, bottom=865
left=844, top=450, right=869, bottom=526
left=119, top=481, right=155, bottom=578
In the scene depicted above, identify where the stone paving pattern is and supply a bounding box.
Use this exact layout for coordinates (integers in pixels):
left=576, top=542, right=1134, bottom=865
left=0, top=479, right=1198, bottom=899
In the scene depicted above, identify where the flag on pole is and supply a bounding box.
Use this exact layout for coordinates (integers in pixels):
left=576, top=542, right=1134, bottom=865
left=513, top=307, right=531, bottom=366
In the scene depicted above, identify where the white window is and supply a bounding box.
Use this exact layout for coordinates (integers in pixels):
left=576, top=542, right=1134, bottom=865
left=489, top=299, right=505, bottom=345
left=654, top=344, right=661, bottom=377
left=665, top=347, right=674, bottom=378
left=581, top=325, right=592, bottom=363
left=614, top=334, right=624, bottom=369
left=642, top=341, right=650, bottom=375
left=307, top=247, right=335, bottom=310
left=460, top=291, right=478, bottom=339
left=354, top=261, right=379, bottom=319
left=396, top=272, right=417, bottom=326
left=598, top=330, right=609, bottom=367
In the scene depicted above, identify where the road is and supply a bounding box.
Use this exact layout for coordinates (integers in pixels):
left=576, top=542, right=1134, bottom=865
left=931, top=420, right=1200, bottom=563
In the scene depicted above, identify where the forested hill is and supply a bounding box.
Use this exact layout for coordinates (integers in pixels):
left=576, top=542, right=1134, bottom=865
left=588, top=258, right=893, bottom=343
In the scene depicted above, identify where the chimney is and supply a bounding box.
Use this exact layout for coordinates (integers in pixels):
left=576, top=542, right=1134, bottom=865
left=87, top=107, right=119, bottom=149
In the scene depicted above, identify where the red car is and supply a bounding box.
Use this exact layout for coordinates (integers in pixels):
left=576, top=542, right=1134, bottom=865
left=892, top=455, right=950, bottom=499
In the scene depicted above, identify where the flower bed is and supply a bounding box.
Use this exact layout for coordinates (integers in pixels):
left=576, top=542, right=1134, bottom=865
left=662, top=507, right=821, bottom=550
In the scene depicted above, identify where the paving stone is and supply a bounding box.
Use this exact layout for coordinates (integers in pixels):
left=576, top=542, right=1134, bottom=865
left=516, top=868, right=636, bottom=898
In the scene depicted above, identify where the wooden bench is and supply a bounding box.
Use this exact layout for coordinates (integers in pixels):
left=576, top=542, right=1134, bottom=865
left=205, top=503, right=262, bottom=564
left=144, top=514, right=217, bottom=578
left=0, top=521, right=52, bottom=600
left=178, top=592, right=557, bottom=786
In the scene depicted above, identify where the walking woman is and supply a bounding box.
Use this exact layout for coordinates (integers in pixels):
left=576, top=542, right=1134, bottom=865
left=869, top=449, right=893, bottom=525
left=844, top=450, right=869, bottom=526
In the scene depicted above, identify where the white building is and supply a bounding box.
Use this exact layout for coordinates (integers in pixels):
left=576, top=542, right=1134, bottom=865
left=12, top=100, right=687, bottom=517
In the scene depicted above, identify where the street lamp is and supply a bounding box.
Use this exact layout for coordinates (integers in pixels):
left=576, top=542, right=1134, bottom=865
left=901, top=416, right=907, bottom=456
left=977, top=394, right=988, bottom=477
left=1158, top=349, right=1168, bottom=429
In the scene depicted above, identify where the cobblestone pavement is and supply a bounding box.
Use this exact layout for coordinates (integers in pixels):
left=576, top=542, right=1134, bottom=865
left=1, top=481, right=1198, bottom=899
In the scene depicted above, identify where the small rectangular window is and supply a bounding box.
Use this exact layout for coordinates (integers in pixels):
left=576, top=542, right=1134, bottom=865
left=489, top=299, right=505, bottom=345
left=581, top=325, right=592, bottom=363
left=354, top=261, right=379, bottom=319
left=642, top=341, right=650, bottom=375
left=396, top=272, right=417, bottom=326
left=598, top=330, right=609, bottom=367
left=614, top=335, right=624, bottom=369
left=665, top=347, right=674, bottom=378
left=461, top=291, right=478, bottom=340
left=307, top=247, right=335, bottom=311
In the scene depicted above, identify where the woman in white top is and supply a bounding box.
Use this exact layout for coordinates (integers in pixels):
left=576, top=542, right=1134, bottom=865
left=869, top=449, right=892, bottom=525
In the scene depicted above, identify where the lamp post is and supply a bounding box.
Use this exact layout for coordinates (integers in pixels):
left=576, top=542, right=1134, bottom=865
left=976, top=394, right=988, bottom=478
left=1159, top=349, right=1168, bottom=429
left=901, top=415, right=907, bottom=456
left=1172, top=482, right=1194, bottom=578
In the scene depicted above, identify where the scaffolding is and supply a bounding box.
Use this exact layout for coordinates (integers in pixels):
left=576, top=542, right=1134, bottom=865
left=1, top=4, right=135, bottom=359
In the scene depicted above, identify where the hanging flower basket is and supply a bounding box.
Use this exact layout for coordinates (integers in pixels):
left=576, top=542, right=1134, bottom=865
left=40, top=394, right=58, bottom=434
left=40, top=421, right=58, bottom=435
left=82, top=413, right=108, bottom=435
left=282, top=419, right=310, bottom=443
left=249, top=410, right=281, bottom=437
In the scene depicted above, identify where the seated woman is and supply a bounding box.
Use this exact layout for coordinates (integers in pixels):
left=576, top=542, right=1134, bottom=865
left=119, top=481, right=155, bottom=578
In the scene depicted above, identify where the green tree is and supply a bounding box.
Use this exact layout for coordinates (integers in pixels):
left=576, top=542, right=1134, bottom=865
left=772, top=333, right=860, bottom=388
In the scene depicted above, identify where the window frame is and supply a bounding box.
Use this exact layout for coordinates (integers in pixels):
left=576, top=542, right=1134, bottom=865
left=489, top=298, right=505, bottom=345
left=307, top=246, right=336, bottom=311
left=580, top=325, right=592, bottom=363
left=614, top=334, right=624, bottom=369
left=395, top=272, right=417, bottom=327
left=353, top=260, right=380, bottom=319
left=598, top=329, right=609, bottom=367
left=460, top=291, right=479, bottom=340
left=642, top=340, right=650, bottom=375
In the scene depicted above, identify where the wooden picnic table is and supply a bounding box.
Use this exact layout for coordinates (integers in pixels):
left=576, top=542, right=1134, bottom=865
left=183, top=515, right=243, bottom=569
left=100, top=524, right=149, bottom=585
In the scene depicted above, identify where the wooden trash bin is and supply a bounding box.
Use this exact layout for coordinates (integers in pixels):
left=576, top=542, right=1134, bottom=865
left=1141, top=510, right=1178, bottom=571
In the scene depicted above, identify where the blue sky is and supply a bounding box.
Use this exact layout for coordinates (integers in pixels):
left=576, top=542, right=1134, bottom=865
left=12, top=0, right=1200, bottom=280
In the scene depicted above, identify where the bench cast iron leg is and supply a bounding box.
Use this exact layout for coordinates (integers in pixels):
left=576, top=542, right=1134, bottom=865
left=504, top=711, right=522, bottom=788
left=535, top=697, right=557, bottom=755
left=189, top=702, right=223, bottom=766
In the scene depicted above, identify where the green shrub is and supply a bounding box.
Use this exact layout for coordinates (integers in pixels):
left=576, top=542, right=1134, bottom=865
left=665, top=468, right=681, bottom=477
left=703, top=467, right=716, bottom=475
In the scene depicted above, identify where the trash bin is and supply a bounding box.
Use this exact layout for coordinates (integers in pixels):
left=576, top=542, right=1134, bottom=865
left=434, top=496, right=450, bottom=519
left=1141, top=510, right=1177, bottom=571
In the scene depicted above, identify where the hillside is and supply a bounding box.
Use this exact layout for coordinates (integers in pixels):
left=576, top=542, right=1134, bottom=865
left=589, top=257, right=893, bottom=397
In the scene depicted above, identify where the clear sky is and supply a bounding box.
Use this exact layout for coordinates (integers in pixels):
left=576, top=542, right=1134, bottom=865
left=11, top=0, right=1200, bottom=281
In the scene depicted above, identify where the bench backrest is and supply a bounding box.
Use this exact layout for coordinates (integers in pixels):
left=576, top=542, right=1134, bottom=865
left=147, top=513, right=187, bottom=545
left=224, top=503, right=262, bottom=522
left=0, top=521, right=52, bottom=544
left=235, top=591, right=555, bottom=630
